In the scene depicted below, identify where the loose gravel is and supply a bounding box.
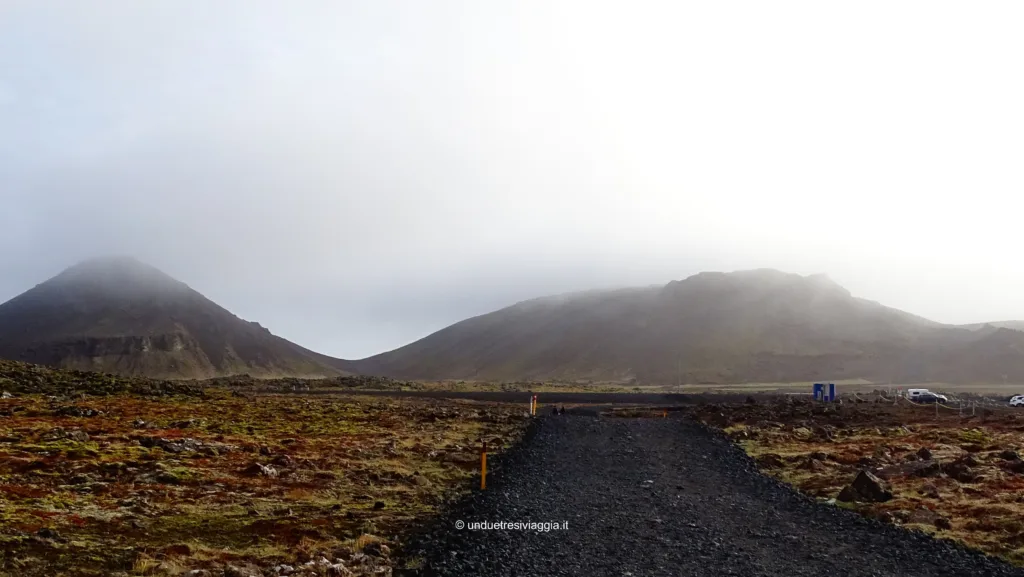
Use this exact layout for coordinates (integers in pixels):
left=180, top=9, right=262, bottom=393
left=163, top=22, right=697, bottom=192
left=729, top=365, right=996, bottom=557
left=402, top=415, right=1024, bottom=577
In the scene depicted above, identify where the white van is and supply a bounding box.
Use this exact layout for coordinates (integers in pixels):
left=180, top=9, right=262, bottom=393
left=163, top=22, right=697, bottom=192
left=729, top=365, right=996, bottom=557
left=1010, top=395, right=1024, bottom=407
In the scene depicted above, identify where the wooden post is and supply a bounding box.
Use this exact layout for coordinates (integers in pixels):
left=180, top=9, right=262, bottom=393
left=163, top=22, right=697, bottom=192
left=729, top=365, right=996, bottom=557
left=480, top=441, right=487, bottom=490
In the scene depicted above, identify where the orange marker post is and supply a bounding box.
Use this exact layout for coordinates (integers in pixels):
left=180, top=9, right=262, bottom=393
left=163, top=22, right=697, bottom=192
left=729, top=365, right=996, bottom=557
left=480, top=441, right=488, bottom=490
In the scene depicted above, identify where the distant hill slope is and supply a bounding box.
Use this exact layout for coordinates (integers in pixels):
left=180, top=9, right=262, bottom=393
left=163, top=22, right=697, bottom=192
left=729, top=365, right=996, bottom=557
left=347, top=269, right=1024, bottom=384
left=960, top=321, right=1024, bottom=332
left=0, top=257, right=348, bottom=379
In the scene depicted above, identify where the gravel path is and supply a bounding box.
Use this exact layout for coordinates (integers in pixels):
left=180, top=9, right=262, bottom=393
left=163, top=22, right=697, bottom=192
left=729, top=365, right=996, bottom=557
left=403, top=415, right=1024, bottom=577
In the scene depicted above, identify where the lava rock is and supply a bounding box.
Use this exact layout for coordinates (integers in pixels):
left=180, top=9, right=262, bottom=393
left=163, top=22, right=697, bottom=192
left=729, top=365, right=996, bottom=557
left=837, top=470, right=893, bottom=503
left=242, top=463, right=278, bottom=478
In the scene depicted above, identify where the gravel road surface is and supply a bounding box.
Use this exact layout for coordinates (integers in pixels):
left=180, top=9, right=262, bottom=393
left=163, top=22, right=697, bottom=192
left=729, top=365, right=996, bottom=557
left=404, top=415, right=1024, bottom=577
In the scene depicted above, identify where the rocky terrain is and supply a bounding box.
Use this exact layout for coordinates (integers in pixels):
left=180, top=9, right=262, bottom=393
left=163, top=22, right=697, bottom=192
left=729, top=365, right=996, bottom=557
left=0, top=384, right=527, bottom=576
left=347, top=269, right=1024, bottom=385
left=402, top=414, right=1024, bottom=576
left=690, top=396, right=1024, bottom=565
left=0, top=360, right=202, bottom=397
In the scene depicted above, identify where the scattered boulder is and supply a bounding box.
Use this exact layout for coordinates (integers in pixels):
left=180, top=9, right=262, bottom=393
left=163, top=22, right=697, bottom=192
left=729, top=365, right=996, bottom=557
left=243, top=463, right=278, bottom=478
left=154, top=472, right=182, bottom=485
left=916, top=447, right=932, bottom=460
left=837, top=470, right=893, bottom=503
left=755, top=453, right=785, bottom=470
left=224, top=565, right=261, bottom=577
left=943, top=459, right=978, bottom=482
left=54, top=406, right=101, bottom=417
left=1000, top=460, right=1024, bottom=474
left=1000, top=450, right=1020, bottom=461
left=918, top=483, right=940, bottom=499
left=41, top=427, right=67, bottom=441
left=362, top=541, right=390, bottom=557
left=812, top=426, right=836, bottom=441
left=798, top=458, right=826, bottom=472
left=271, top=454, right=294, bottom=467
left=67, top=429, right=90, bottom=442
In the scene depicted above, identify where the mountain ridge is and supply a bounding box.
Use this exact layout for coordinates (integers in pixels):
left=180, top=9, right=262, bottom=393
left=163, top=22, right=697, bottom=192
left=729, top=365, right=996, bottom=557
left=4, top=259, right=1024, bottom=384
left=345, top=269, right=1024, bottom=384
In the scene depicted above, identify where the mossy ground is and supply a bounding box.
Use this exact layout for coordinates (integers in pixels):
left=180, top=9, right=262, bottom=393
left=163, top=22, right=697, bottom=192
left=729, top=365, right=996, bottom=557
left=0, top=391, right=527, bottom=576
left=696, top=399, right=1024, bottom=566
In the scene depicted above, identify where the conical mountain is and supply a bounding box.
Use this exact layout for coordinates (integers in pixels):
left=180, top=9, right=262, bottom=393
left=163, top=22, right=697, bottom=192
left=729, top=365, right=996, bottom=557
left=0, top=256, right=345, bottom=379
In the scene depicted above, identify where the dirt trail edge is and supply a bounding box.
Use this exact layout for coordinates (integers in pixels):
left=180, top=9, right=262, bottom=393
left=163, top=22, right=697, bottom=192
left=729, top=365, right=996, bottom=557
left=401, top=416, right=1024, bottom=577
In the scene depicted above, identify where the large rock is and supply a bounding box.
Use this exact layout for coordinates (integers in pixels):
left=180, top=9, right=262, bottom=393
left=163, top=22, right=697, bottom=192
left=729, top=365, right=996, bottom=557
left=837, top=470, right=893, bottom=503
left=943, top=459, right=978, bottom=482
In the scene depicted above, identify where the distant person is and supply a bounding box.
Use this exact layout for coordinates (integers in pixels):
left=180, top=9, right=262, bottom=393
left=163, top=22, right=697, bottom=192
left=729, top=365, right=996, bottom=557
left=552, top=406, right=559, bottom=416
left=559, top=405, right=565, bottom=415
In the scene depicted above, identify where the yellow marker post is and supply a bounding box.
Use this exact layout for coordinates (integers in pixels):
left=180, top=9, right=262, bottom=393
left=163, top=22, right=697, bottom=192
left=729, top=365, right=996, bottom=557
left=480, top=441, right=488, bottom=490
left=663, top=410, right=667, bottom=418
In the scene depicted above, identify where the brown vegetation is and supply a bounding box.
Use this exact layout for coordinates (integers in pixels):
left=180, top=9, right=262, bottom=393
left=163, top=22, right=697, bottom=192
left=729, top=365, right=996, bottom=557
left=691, top=397, right=1024, bottom=565
left=0, top=390, right=527, bottom=576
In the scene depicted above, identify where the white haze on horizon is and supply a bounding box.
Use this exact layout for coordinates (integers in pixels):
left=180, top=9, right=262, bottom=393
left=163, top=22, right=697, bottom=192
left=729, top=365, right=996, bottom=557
left=1, top=1, right=1023, bottom=358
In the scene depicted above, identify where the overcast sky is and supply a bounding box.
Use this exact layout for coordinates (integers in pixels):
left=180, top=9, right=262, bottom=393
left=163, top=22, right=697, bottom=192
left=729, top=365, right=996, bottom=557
left=2, top=1, right=1023, bottom=359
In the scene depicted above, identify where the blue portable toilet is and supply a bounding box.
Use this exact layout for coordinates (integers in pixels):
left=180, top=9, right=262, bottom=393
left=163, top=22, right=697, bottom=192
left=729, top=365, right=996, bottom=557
left=813, top=383, right=837, bottom=402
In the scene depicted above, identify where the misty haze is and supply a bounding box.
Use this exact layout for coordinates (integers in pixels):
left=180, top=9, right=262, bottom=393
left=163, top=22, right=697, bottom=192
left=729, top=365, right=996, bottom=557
left=3, top=2, right=1024, bottom=577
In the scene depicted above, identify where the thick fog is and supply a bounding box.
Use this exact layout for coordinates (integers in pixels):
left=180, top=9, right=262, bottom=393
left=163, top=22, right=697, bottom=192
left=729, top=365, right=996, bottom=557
left=2, top=1, right=1023, bottom=358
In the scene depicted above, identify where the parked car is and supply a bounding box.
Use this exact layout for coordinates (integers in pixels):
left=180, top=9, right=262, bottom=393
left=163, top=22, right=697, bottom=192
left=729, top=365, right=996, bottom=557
left=1010, top=395, right=1024, bottom=407
left=907, top=389, right=948, bottom=403
left=914, top=393, right=946, bottom=403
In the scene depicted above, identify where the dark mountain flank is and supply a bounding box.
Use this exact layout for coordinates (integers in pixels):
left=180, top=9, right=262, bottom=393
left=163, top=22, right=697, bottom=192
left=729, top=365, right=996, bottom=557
left=0, top=257, right=347, bottom=379
left=346, top=269, right=1024, bottom=384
